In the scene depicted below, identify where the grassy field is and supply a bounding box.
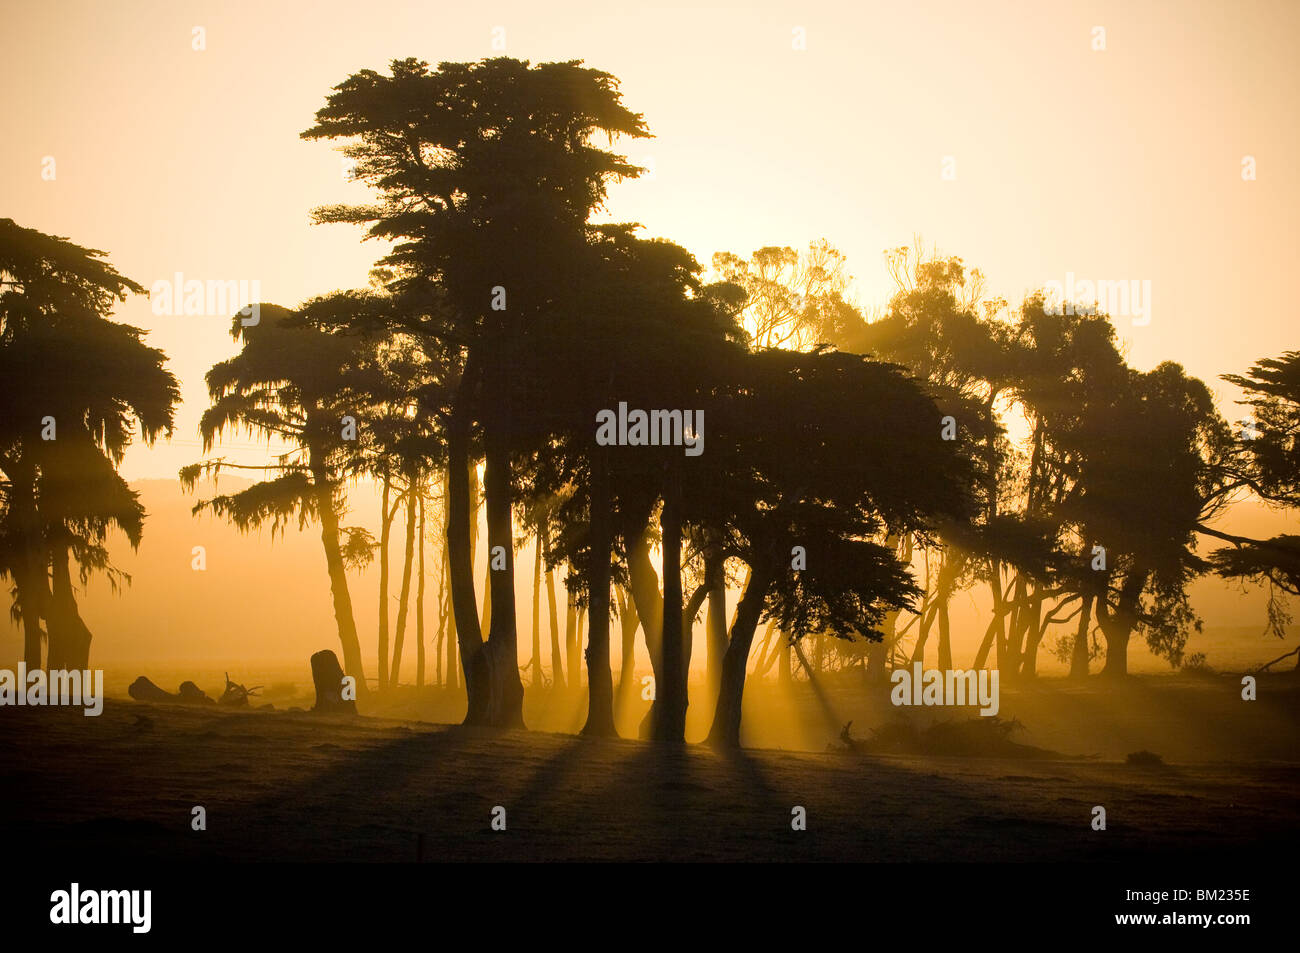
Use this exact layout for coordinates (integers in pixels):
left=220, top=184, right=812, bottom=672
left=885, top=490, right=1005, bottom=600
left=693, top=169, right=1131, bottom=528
left=2, top=672, right=1296, bottom=862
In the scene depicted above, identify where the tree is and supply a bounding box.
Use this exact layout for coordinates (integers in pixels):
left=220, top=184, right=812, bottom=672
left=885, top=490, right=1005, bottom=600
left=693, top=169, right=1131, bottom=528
left=987, top=294, right=1128, bottom=677
left=709, top=239, right=857, bottom=684
left=302, top=56, right=650, bottom=727
left=524, top=230, right=745, bottom=740
left=834, top=243, right=1011, bottom=677
left=1204, top=352, right=1300, bottom=651
left=0, top=218, right=178, bottom=668
left=712, top=240, right=853, bottom=349
left=1063, top=361, right=1232, bottom=675
left=357, top=331, right=441, bottom=691
left=183, top=296, right=384, bottom=692
left=701, top=348, right=977, bottom=747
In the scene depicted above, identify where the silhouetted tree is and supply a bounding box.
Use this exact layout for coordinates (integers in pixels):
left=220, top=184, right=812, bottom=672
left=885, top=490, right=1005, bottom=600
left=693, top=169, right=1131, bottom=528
left=302, top=56, right=650, bottom=727
left=1205, top=352, right=1300, bottom=651
left=524, top=230, right=745, bottom=740
left=713, top=240, right=854, bottom=349
left=702, top=348, right=977, bottom=747
left=0, top=219, right=178, bottom=668
left=836, top=243, right=1010, bottom=676
left=1063, top=361, right=1232, bottom=675
left=182, top=297, right=385, bottom=692
left=989, top=294, right=1128, bottom=676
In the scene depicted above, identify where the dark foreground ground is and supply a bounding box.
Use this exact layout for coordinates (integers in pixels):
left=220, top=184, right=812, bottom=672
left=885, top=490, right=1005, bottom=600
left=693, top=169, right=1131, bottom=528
left=2, top=675, right=1298, bottom=862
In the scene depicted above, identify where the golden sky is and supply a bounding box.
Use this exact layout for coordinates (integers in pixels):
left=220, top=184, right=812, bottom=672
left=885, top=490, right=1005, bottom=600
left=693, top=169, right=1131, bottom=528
left=3, top=0, right=1298, bottom=481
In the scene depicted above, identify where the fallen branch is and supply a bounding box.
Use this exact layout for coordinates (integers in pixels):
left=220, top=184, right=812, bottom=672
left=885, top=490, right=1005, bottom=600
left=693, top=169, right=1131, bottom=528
left=1251, top=645, right=1300, bottom=674
left=219, top=673, right=263, bottom=706
left=1222, top=645, right=1300, bottom=676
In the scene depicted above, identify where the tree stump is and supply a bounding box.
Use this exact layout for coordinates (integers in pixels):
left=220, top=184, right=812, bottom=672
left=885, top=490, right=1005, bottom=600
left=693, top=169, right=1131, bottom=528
left=310, top=650, right=356, bottom=714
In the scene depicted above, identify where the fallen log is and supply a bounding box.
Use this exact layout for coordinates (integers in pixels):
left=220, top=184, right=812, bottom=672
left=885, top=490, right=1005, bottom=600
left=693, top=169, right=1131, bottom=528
left=128, top=676, right=215, bottom=705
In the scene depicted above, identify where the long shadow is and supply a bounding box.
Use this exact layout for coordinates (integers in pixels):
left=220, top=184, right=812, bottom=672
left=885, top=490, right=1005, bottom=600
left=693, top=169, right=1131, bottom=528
left=15, top=695, right=1293, bottom=864
left=791, top=641, right=846, bottom=738
left=218, top=721, right=489, bottom=861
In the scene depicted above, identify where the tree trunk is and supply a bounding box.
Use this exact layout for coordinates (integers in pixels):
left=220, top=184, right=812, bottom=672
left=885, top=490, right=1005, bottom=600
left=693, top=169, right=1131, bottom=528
left=18, top=563, right=46, bottom=668
left=1099, top=573, right=1144, bottom=678
left=937, top=598, right=953, bottom=671
left=576, top=610, right=586, bottom=666
left=911, top=600, right=939, bottom=664
left=377, top=471, right=392, bottom=691
left=615, top=586, right=639, bottom=706
left=416, top=495, right=426, bottom=689
left=628, top=522, right=665, bottom=739
left=706, top=563, right=773, bottom=748
left=531, top=530, right=543, bottom=688
left=1100, top=621, right=1131, bottom=676
left=544, top=537, right=564, bottom=691
left=751, top=620, right=782, bottom=677
left=973, top=578, right=1008, bottom=670
left=866, top=534, right=901, bottom=681
left=480, top=558, right=492, bottom=633
left=7, top=461, right=46, bottom=666
left=446, top=416, right=484, bottom=720
left=435, top=547, right=447, bottom=687
left=565, top=582, right=579, bottom=692
left=481, top=424, right=524, bottom=727
left=1070, top=594, right=1093, bottom=678
left=1004, top=573, right=1028, bottom=675
left=994, top=584, right=1011, bottom=668
left=390, top=479, right=418, bottom=687
left=311, top=462, right=366, bottom=694
left=1019, top=594, right=1044, bottom=677
left=683, top=583, right=709, bottom=677
left=627, top=523, right=664, bottom=673
left=921, top=554, right=956, bottom=668
left=582, top=449, right=617, bottom=736
left=653, top=463, right=687, bottom=743
left=441, top=547, right=457, bottom=690
left=704, top=544, right=727, bottom=706
left=45, top=541, right=92, bottom=670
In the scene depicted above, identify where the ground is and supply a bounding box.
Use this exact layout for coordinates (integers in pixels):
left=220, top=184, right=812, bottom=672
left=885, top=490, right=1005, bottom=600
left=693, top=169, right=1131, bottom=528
left=2, top=673, right=1297, bottom=862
